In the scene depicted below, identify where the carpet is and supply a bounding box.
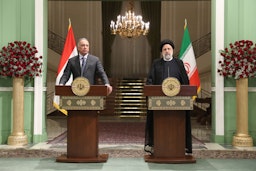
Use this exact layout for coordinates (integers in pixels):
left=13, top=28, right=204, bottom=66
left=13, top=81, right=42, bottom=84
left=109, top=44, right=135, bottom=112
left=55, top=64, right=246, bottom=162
left=48, top=122, right=145, bottom=145
left=47, top=121, right=205, bottom=146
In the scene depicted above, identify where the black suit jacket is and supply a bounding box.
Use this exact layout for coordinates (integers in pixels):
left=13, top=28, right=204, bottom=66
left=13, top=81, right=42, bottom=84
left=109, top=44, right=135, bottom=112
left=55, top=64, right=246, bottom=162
left=59, top=54, right=110, bottom=85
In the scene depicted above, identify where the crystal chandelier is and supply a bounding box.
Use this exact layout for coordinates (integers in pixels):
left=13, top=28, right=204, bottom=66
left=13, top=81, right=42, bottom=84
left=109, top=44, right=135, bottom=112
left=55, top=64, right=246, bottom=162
left=110, top=1, right=150, bottom=38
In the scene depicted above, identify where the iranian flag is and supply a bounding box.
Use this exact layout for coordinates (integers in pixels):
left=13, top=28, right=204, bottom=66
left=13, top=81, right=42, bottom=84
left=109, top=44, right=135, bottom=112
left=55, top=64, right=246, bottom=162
left=179, top=19, right=201, bottom=94
left=53, top=19, right=78, bottom=115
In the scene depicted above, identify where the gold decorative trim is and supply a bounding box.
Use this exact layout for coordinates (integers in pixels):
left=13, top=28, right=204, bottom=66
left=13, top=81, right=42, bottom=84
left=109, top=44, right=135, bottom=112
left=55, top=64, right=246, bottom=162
left=60, top=96, right=105, bottom=110
left=162, top=77, right=181, bottom=97
left=148, top=96, right=193, bottom=110
left=71, top=77, right=90, bottom=96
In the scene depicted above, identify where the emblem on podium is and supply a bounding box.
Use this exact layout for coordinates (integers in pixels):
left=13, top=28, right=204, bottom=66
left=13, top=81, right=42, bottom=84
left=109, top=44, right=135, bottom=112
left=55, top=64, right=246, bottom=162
left=161, top=77, right=181, bottom=96
left=71, top=77, right=90, bottom=96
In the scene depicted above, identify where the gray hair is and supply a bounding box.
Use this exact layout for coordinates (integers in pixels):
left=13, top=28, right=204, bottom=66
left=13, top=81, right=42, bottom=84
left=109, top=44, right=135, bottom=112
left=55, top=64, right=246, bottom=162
left=77, top=38, right=89, bottom=47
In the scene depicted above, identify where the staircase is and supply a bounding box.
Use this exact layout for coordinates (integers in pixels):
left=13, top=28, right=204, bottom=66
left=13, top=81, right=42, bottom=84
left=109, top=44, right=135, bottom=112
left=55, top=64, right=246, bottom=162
left=192, top=89, right=211, bottom=126
left=114, top=78, right=147, bottom=117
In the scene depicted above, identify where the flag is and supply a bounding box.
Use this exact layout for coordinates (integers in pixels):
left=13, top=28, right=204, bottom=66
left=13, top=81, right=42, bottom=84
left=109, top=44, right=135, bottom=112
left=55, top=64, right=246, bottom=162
left=53, top=19, right=78, bottom=115
left=179, top=19, right=201, bottom=94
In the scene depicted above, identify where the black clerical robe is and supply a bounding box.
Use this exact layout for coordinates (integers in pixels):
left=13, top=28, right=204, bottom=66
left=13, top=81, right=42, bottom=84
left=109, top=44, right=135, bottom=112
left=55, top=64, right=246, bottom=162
left=145, top=57, right=192, bottom=153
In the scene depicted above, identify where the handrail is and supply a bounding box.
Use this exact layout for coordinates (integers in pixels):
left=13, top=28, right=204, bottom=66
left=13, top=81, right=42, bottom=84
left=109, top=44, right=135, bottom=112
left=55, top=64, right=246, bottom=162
left=174, top=32, right=211, bottom=59
left=194, top=88, right=211, bottom=112
left=48, top=29, right=211, bottom=59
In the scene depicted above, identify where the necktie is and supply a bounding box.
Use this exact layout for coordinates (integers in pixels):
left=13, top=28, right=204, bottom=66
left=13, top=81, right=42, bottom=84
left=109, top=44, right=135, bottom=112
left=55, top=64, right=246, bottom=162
left=81, top=57, right=86, bottom=76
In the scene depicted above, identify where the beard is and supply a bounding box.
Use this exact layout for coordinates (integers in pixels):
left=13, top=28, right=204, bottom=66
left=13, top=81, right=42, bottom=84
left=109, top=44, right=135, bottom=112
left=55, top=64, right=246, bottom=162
left=163, top=53, right=173, bottom=61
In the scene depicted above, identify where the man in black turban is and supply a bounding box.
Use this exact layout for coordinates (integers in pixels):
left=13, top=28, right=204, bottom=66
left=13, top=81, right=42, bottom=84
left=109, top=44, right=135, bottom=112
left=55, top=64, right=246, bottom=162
left=159, top=39, right=175, bottom=52
left=144, top=39, right=193, bottom=156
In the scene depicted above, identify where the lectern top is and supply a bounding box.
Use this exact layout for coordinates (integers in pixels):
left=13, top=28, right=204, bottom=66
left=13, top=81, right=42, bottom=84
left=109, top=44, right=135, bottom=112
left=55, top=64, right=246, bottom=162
left=143, top=85, right=197, bottom=96
left=55, top=85, right=108, bottom=96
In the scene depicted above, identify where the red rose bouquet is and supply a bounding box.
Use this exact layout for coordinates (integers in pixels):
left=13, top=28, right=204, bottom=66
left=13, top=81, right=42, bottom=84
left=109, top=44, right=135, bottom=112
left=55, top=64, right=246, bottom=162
left=0, top=41, right=42, bottom=79
left=217, top=40, right=256, bottom=79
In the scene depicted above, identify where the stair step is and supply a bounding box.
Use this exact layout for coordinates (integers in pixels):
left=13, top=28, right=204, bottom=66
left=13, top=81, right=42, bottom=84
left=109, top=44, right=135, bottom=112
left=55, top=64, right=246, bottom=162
left=116, top=89, right=143, bottom=91
left=115, top=99, right=146, bottom=102
left=116, top=85, right=144, bottom=89
left=115, top=96, right=146, bottom=99
left=116, top=103, right=147, bottom=106
left=116, top=92, right=144, bottom=95
left=115, top=106, right=147, bottom=110
left=115, top=111, right=147, bottom=114
left=114, top=78, right=147, bottom=117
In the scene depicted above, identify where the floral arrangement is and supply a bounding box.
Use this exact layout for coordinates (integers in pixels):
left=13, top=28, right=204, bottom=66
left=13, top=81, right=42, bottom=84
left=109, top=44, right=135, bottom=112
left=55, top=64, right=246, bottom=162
left=0, top=41, right=42, bottom=79
left=217, top=40, right=256, bottom=79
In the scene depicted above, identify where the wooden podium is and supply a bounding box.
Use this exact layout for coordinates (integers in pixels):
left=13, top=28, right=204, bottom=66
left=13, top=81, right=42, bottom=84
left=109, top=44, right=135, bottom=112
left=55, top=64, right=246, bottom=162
left=55, top=85, right=108, bottom=163
left=143, top=85, right=197, bottom=163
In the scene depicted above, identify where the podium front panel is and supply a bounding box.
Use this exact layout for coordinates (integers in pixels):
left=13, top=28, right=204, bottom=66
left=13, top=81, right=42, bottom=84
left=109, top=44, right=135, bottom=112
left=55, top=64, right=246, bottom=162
left=148, top=96, right=193, bottom=110
left=67, top=111, right=98, bottom=158
left=60, top=96, right=105, bottom=110
left=154, top=110, right=186, bottom=158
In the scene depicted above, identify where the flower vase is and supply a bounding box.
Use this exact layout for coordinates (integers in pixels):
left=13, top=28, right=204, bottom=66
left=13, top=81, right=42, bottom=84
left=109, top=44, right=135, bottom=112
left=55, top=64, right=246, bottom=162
left=7, top=77, right=28, bottom=146
left=232, top=77, right=253, bottom=147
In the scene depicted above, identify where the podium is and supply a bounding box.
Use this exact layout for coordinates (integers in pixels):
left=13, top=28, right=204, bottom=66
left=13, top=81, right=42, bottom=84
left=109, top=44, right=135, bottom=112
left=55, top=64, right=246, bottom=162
left=143, top=85, right=197, bottom=163
left=55, top=85, right=108, bottom=163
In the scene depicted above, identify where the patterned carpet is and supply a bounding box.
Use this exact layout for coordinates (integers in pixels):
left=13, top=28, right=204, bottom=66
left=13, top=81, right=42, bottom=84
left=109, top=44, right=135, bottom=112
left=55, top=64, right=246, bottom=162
left=47, top=121, right=205, bottom=146
left=48, top=122, right=145, bottom=145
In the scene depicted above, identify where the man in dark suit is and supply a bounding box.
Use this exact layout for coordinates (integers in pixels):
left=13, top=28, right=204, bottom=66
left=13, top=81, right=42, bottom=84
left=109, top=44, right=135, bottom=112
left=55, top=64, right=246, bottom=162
left=59, top=38, right=112, bottom=95
left=144, top=39, right=193, bottom=155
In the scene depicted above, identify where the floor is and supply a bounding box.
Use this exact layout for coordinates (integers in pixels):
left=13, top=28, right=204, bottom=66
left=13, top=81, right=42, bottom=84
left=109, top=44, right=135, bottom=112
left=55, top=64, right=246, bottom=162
left=1, top=157, right=256, bottom=171
left=1, top=115, right=256, bottom=171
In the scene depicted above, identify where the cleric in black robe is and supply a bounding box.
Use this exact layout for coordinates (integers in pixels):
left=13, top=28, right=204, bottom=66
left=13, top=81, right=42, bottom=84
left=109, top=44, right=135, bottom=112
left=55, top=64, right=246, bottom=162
left=144, top=39, right=193, bottom=155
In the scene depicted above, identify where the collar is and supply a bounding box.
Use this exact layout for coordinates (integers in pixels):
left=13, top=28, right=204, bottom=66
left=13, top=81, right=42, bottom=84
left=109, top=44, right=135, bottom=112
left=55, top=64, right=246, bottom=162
left=79, top=53, right=88, bottom=59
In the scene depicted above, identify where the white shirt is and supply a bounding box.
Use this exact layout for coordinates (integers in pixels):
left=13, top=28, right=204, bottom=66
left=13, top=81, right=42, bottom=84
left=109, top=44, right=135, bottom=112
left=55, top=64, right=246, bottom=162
left=80, top=54, right=88, bottom=67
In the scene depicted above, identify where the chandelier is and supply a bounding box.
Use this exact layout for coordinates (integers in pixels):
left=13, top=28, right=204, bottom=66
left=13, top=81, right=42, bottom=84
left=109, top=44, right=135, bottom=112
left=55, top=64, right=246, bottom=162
left=110, top=1, right=150, bottom=38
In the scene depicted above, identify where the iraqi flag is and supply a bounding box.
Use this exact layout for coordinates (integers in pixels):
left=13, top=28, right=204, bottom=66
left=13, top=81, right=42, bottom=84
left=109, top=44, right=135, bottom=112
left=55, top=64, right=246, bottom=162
left=179, top=19, right=201, bottom=94
left=53, top=20, right=78, bottom=115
